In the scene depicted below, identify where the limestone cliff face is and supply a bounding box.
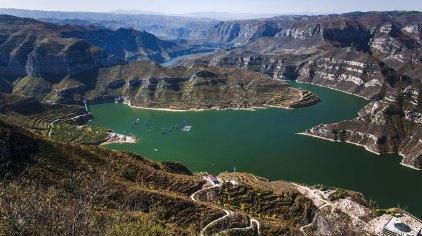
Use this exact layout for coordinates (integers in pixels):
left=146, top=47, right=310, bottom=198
left=24, top=42, right=120, bottom=78
left=179, top=50, right=386, bottom=100
left=305, top=86, right=422, bottom=170
left=205, top=20, right=283, bottom=46
left=0, top=15, right=196, bottom=82
left=60, top=27, right=185, bottom=62
left=208, top=54, right=300, bottom=79
left=297, top=50, right=387, bottom=100
left=203, top=12, right=421, bottom=62
left=0, top=15, right=123, bottom=81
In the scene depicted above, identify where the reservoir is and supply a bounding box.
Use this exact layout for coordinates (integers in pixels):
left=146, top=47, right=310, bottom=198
left=88, top=58, right=422, bottom=218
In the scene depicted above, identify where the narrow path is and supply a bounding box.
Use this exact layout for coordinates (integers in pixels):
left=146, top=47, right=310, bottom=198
left=292, top=183, right=335, bottom=236
left=299, top=204, right=333, bottom=235
left=190, top=185, right=231, bottom=236
left=219, top=217, right=261, bottom=235
left=48, top=119, right=62, bottom=138
left=200, top=209, right=231, bottom=236
left=190, top=180, right=261, bottom=236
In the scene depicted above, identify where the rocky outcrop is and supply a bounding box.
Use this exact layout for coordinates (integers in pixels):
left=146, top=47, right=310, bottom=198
left=304, top=92, right=422, bottom=170
left=297, top=50, right=387, bottom=99
left=177, top=51, right=315, bottom=81
left=205, top=20, right=283, bottom=45
left=60, top=27, right=187, bottom=62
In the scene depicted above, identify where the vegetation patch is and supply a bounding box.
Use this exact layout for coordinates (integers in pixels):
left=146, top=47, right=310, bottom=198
left=51, top=121, right=110, bottom=145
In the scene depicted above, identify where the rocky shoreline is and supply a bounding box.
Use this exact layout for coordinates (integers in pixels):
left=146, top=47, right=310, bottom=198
left=300, top=99, right=422, bottom=171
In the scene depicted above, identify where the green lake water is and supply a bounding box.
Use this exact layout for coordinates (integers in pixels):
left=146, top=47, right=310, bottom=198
left=88, top=81, right=422, bottom=219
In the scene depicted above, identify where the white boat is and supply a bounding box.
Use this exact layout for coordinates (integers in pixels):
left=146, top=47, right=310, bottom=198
left=181, top=126, right=192, bottom=132
left=154, top=148, right=158, bottom=152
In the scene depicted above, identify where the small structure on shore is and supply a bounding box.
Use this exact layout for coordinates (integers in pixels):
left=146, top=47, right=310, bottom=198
left=207, top=174, right=220, bottom=186
left=383, top=213, right=422, bottom=236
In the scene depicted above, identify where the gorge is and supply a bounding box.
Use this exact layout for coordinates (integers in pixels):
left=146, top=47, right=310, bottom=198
left=0, top=8, right=421, bottom=235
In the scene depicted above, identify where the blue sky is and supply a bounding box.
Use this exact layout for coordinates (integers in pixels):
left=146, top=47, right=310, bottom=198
left=0, top=0, right=420, bottom=14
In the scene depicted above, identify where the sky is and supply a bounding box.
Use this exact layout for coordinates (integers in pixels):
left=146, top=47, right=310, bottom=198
left=0, top=0, right=421, bottom=14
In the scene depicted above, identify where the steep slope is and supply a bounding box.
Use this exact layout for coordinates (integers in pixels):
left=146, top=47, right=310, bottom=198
left=2, top=118, right=418, bottom=235
left=304, top=80, right=422, bottom=170
left=59, top=25, right=204, bottom=62
left=0, top=15, right=122, bottom=81
left=0, top=15, right=200, bottom=83
left=0, top=118, right=324, bottom=235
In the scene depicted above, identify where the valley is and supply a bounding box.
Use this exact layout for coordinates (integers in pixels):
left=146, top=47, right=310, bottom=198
left=88, top=79, right=422, bottom=219
left=0, top=7, right=421, bottom=235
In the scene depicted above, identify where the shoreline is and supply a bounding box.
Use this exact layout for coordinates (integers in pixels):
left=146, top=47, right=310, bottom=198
left=124, top=101, right=293, bottom=112
left=100, top=132, right=137, bottom=145
left=400, top=162, right=422, bottom=171
left=298, top=132, right=421, bottom=171
left=294, top=80, right=371, bottom=101
left=399, top=151, right=422, bottom=171
left=297, top=132, right=381, bottom=155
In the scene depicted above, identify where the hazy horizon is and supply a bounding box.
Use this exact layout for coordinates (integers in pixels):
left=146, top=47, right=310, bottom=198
left=0, top=0, right=421, bottom=15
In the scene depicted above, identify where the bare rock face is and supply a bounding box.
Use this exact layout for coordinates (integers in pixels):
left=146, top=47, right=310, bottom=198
left=0, top=15, right=192, bottom=82
left=0, top=15, right=123, bottom=81
left=205, top=20, right=282, bottom=45
left=305, top=93, right=422, bottom=170
left=297, top=50, right=386, bottom=100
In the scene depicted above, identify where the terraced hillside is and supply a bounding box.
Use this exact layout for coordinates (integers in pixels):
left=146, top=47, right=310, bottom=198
left=0, top=93, right=114, bottom=145
left=0, top=93, right=87, bottom=135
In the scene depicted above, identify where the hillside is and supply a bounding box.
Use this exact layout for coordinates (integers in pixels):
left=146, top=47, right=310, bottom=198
left=5, top=60, right=319, bottom=110
left=85, top=62, right=320, bottom=110
left=0, top=118, right=316, bottom=235
left=2, top=117, right=420, bottom=235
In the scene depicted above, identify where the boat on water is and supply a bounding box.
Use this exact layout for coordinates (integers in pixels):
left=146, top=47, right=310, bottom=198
left=181, top=126, right=192, bottom=132
left=154, top=148, right=158, bottom=152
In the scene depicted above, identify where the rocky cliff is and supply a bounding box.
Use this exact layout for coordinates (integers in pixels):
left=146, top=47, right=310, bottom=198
left=304, top=82, right=422, bottom=170
left=0, top=15, right=122, bottom=80
left=0, top=15, right=203, bottom=83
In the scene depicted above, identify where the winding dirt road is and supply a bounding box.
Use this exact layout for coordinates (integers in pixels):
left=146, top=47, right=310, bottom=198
left=190, top=180, right=261, bottom=235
